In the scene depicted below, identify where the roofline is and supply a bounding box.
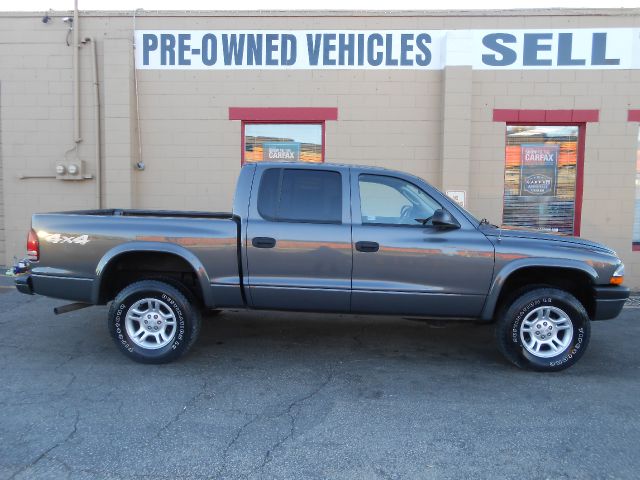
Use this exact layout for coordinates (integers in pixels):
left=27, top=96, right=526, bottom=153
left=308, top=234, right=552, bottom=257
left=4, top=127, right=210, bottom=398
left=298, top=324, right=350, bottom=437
left=0, top=8, right=639, bottom=18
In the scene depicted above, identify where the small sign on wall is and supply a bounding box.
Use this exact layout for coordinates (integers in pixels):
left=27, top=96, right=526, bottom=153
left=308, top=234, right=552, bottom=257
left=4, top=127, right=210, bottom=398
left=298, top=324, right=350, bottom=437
left=262, top=142, right=300, bottom=162
left=446, top=190, right=466, bottom=208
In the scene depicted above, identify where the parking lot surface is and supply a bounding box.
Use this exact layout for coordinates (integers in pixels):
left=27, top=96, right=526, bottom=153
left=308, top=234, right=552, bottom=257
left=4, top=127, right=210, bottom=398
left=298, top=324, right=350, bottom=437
left=1, top=277, right=639, bottom=480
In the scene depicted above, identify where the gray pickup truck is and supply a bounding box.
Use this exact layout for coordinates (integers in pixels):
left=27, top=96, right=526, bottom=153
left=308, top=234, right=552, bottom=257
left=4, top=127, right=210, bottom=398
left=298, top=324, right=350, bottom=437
left=16, top=162, right=629, bottom=370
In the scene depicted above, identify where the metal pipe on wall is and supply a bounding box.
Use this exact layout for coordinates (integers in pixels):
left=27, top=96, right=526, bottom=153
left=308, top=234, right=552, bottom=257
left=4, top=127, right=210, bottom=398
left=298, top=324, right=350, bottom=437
left=83, top=37, right=101, bottom=209
left=73, top=0, right=80, bottom=143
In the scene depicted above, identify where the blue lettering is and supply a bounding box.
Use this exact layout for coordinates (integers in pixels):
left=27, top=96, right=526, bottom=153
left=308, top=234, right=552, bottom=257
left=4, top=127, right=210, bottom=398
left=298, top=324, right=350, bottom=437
left=367, top=34, right=384, bottom=66
left=222, top=34, right=245, bottom=66
left=591, top=32, right=620, bottom=66
left=415, top=33, right=431, bottom=67
left=523, top=33, right=552, bottom=66
left=281, top=34, right=296, bottom=66
left=160, top=34, right=176, bottom=66
left=557, top=33, right=585, bottom=66
left=178, top=34, right=191, bottom=66
left=247, top=35, right=262, bottom=65
left=357, top=34, right=365, bottom=66
left=385, top=34, right=398, bottom=66
left=142, top=34, right=158, bottom=65
left=323, top=33, right=337, bottom=66
left=265, top=34, right=278, bottom=66
left=400, top=34, right=413, bottom=66
left=201, top=33, right=217, bottom=66
left=338, top=34, right=355, bottom=66
left=482, top=33, right=517, bottom=66
left=307, top=34, right=322, bottom=66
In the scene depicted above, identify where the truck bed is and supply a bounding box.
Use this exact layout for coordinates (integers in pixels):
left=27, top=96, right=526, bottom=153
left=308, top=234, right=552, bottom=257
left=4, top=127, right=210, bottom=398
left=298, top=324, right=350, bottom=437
left=28, top=209, right=242, bottom=308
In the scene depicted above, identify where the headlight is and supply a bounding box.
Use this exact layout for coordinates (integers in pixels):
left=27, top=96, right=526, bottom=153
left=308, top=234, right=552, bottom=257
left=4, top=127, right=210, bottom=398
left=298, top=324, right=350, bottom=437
left=610, top=263, right=625, bottom=285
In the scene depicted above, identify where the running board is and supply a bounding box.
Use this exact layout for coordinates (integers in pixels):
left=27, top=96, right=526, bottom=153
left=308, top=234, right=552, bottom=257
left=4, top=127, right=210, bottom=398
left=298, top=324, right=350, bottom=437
left=54, top=302, right=91, bottom=315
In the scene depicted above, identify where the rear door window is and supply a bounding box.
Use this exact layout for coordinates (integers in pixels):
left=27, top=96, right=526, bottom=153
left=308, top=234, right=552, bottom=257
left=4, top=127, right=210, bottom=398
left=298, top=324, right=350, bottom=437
left=258, top=168, right=342, bottom=223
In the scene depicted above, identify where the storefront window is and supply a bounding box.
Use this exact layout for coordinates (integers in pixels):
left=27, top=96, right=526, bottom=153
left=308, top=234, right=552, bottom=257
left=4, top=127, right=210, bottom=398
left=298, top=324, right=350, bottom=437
left=503, top=125, right=580, bottom=235
left=244, top=123, right=323, bottom=163
left=632, top=127, right=640, bottom=249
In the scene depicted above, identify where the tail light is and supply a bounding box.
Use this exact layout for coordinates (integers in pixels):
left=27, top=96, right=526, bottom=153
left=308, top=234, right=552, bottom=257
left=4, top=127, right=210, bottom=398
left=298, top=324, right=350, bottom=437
left=27, top=229, right=39, bottom=261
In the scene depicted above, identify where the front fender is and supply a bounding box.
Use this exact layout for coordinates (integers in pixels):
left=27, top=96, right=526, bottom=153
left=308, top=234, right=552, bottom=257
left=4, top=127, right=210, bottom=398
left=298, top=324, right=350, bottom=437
left=92, top=241, right=214, bottom=307
left=480, top=258, right=599, bottom=321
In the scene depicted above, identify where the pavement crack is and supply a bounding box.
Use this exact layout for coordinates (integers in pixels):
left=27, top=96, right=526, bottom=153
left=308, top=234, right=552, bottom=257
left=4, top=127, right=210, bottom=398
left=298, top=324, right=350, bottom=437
left=216, top=412, right=261, bottom=478
left=8, top=408, right=80, bottom=480
left=255, top=363, right=337, bottom=473
left=154, top=381, right=207, bottom=439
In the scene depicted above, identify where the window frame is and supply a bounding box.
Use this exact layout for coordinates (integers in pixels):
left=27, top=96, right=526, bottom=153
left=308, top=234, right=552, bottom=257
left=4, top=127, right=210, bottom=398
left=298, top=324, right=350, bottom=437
left=356, top=173, right=445, bottom=229
left=503, top=121, right=587, bottom=237
left=241, top=120, right=326, bottom=165
left=628, top=110, right=640, bottom=251
left=256, top=167, right=343, bottom=225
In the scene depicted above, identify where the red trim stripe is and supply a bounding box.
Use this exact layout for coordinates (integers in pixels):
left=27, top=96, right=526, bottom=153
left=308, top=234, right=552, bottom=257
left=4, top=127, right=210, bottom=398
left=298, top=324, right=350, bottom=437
left=229, top=107, right=338, bottom=122
left=493, top=109, right=599, bottom=123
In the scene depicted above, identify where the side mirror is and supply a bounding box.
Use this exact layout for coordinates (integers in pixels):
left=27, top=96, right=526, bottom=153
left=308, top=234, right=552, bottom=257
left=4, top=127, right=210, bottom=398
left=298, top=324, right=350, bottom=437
left=430, top=209, right=460, bottom=229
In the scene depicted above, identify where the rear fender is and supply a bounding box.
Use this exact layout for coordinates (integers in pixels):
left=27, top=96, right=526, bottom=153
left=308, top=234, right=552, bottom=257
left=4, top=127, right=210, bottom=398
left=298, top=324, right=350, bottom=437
left=92, top=242, right=214, bottom=307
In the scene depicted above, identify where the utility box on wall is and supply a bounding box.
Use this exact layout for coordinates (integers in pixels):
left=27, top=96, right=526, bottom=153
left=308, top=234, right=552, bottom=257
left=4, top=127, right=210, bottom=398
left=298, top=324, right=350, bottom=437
left=55, top=160, right=91, bottom=181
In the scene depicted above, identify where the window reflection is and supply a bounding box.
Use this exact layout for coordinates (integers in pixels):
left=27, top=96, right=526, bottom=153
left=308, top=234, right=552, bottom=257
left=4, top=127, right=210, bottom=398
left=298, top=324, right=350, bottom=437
left=503, top=125, right=579, bottom=235
left=244, top=123, right=323, bottom=163
left=633, top=128, right=640, bottom=247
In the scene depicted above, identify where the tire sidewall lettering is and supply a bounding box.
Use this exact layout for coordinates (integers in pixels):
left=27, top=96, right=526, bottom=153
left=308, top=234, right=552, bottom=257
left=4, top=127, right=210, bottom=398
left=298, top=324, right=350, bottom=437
left=506, top=292, right=588, bottom=370
left=110, top=285, right=192, bottom=360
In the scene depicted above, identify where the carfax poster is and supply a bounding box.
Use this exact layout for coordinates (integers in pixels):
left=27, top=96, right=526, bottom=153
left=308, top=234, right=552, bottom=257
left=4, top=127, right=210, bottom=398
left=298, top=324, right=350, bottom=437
left=262, top=142, right=301, bottom=162
left=519, top=144, right=559, bottom=197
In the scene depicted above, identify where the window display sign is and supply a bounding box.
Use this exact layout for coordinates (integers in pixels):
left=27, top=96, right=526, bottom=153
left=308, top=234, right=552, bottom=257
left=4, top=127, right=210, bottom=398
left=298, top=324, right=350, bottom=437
left=503, top=126, right=579, bottom=235
left=244, top=124, right=322, bottom=163
left=262, top=142, right=301, bottom=162
left=632, top=128, right=640, bottom=249
left=519, top=144, right=559, bottom=196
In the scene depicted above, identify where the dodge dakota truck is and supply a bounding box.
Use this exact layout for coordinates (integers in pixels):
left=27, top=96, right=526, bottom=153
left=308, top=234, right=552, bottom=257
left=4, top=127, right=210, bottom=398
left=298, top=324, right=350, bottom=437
left=16, top=162, right=629, bottom=370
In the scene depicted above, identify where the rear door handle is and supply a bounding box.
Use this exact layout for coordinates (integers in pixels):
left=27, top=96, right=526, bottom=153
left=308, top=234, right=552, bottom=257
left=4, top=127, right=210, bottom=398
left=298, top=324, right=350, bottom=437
left=252, top=237, right=276, bottom=248
left=355, top=241, right=379, bottom=253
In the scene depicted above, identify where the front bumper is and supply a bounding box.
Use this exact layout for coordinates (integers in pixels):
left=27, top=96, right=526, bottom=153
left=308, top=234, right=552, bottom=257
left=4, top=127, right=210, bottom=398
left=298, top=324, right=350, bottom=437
left=592, top=285, right=630, bottom=320
left=15, top=274, right=33, bottom=295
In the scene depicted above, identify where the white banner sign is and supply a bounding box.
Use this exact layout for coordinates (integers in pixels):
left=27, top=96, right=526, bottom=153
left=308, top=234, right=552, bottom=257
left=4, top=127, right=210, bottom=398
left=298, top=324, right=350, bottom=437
left=135, top=28, right=640, bottom=70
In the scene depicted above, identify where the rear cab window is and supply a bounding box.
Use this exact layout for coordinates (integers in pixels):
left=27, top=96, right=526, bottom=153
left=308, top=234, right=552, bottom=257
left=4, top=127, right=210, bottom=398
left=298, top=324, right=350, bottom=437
left=257, top=168, right=342, bottom=223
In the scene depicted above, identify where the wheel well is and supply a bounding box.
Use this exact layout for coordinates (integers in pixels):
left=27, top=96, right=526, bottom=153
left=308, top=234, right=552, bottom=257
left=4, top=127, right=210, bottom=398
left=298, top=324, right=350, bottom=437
left=99, top=251, right=203, bottom=304
left=494, top=267, right=595, bottom=319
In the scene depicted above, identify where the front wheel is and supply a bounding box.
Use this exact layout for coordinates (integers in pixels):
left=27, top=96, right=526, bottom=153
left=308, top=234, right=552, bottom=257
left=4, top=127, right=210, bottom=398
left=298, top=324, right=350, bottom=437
left=496, top=288, right=591, bottom=371
left=108, top=280, right=201, bottom=364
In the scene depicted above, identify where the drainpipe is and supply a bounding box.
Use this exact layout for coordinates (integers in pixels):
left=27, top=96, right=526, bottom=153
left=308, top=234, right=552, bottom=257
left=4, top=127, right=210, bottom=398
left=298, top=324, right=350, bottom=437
left=73, top=0, right=80, bottom=144
left=83, top=37, right=101, bottom=209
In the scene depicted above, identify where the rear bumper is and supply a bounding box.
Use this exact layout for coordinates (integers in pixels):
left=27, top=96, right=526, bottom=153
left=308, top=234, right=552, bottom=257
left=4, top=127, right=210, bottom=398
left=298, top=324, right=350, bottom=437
left=15, top=275, right=34, bottom=295
left=592, top=285, right=630, bottom=320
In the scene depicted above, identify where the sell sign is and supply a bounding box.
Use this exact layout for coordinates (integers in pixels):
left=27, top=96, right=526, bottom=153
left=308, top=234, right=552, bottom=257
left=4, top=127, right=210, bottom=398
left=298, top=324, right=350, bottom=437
left=519, top=144, right=559, bottom=196
left=262, top=142, right=300, bottom=162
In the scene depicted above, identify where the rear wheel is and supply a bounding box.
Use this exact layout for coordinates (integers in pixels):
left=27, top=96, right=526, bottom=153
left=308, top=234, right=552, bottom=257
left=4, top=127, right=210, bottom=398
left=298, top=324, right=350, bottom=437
left=108, top=280, right=201, bottom=364
left=496, top=287, right=590, bottom=371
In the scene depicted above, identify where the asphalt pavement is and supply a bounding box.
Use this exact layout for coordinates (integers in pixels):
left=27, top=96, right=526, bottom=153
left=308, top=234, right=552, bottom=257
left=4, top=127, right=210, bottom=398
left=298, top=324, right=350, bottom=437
left=0, top=275, right=639, bottom=479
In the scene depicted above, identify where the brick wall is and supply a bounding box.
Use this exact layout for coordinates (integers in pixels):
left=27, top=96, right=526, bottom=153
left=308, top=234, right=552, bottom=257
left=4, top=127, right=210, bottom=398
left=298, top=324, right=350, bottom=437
left=1, top=10, right=640, bottom=286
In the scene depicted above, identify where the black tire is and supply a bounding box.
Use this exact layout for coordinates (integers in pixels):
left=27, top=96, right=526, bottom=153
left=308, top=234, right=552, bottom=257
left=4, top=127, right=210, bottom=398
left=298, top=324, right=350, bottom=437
left=108, top=280, right=201, bottom=364
left=496, top=287, right=590, bottom=371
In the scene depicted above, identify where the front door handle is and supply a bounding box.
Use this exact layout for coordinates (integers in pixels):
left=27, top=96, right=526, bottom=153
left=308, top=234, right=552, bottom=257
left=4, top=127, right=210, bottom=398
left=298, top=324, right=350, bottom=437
left=355, top=241, right=379, bottom=253
left=252, top=237, right=276, bottom=248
